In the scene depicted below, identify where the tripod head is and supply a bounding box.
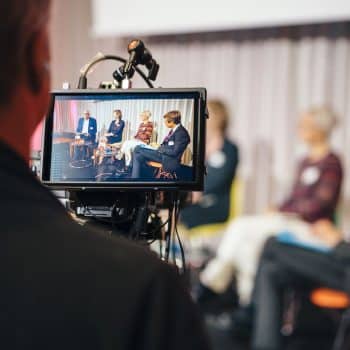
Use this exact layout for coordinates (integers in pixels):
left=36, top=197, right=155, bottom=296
left=77, top=39, right=159, bottom=89
left=113, top=39, right=159, bottom=85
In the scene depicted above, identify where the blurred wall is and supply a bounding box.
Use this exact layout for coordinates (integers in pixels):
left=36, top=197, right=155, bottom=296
left=50, top=0, right=123, bottom=89
left=92, top=0, right=350, bottom=36
left=48, top=0, right=350, bottom=231
left=31, top=0, right=124, bottom=150
left=146, top=27, right=350, bottom=225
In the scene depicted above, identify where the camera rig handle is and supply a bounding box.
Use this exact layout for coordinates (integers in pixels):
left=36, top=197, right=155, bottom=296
left=77, top=40, right=159, bottom=89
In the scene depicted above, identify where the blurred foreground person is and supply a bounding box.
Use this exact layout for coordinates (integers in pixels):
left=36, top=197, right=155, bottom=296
left=181, top=99, right=239, bottom=228
left=199, top=107, right=343, bottom=305
left=252, top=221, right=348, bottom=350
left=0, top=1, right=210, bottom=349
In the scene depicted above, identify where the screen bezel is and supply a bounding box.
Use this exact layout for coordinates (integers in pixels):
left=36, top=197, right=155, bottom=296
left=41, top=88, right=206, bottom=191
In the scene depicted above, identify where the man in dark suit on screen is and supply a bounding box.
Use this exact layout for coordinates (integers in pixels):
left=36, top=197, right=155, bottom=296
left=131, top=110, right=190, bottom=179
left=76, top=110, right=97, bottom=143
left=0, top=1, right=210, bottom=349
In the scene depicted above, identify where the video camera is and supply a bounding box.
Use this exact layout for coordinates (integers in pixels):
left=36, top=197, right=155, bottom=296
left=40, top=40, right=207, bottom=266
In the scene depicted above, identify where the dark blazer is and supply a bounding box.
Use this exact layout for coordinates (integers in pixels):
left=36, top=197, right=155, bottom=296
left=158, top=125, right=190, bottom=172
left=181, top=139, right=239, bottom=228
left=0, top=140, right=210, bottom=350
left=76, top=117, right=97, bottom=141
left=107, top=119, right=125, bottom=143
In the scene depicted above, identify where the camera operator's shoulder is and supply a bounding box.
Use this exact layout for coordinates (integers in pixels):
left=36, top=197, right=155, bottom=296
left=13, top=183, right=183, bottom=302
left=17, top=183, right=166, bottom=277
left=60, top=213, right=175, bottom=281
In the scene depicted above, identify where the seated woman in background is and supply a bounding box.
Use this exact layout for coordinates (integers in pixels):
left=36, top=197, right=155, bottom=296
left=180, top=99, right=239, bottom=228
left=106, top=109, right=125, bottom=144
left=198, top=106, right=343, bottom=306
left=121, top=110, right=153, bottom=169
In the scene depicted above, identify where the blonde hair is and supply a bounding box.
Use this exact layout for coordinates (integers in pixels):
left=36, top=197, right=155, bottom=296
left=308, top=106, right=337, bottom=135
left=143, top=110, right=152, bottom=118
left=207, top=99, right=229, bottom=134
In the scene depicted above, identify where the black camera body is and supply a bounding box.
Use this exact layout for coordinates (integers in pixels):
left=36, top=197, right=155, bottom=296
left=40, top=88, right=207, bottom=247
left=41, top=40, right=208, bottom=266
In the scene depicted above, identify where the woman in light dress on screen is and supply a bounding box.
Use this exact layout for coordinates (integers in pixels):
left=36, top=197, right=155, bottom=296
left=121, top=110, right=154, bottom=169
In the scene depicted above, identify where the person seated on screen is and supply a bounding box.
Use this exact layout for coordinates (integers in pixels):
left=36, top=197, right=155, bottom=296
left=76, top=110, right=97, bottom=143
left=105, top=109, right=125, bottom=144
left=131, top=110, right=190, bottom=179
left=96, top=145, right=125, bottom=181
left=121, top=110, right=153, bottom=169
left=251, top=221, right=348, bottom=350
left=180, top=99, right=239, bottom=229
left=196, top=106, right=343, bottom=307
left=93, top=136, right=109, bottom=165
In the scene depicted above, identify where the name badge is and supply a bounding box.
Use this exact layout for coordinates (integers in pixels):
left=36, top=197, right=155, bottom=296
left=90, top=126, right=94, bottom=130
left=301, top=166, right=320, bottom=185
left=168, top=141, right=175, bottom=146
left=208, top=151, right=226, bottom=168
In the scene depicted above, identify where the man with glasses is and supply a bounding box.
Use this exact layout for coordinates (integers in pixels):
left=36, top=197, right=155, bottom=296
left=131, top=110, right=190, bottom=179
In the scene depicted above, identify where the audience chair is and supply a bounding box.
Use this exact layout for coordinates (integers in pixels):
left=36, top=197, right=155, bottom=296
left=179, top=179, right=243, bottom=267
left=181, top=147, right=192, bottom=165
left=311, top=288, right=350, bottom=350
left=187, top=179, right=243, bottom=239
left=150, top=123, right=158, bottom=144
left=282, top=287, right=350, bottom=350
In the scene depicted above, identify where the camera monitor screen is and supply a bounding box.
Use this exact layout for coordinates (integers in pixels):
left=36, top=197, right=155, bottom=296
left=41, top=89, right=206, bottom=190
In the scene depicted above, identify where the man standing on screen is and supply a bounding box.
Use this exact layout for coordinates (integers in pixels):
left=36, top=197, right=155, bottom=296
left=131, top=110, right=190, bottom=179
left=76, top=110, right=97, bottom=143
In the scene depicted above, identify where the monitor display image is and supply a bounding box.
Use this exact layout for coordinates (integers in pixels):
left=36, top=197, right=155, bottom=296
left=41, top=89, right=206, bottom=190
